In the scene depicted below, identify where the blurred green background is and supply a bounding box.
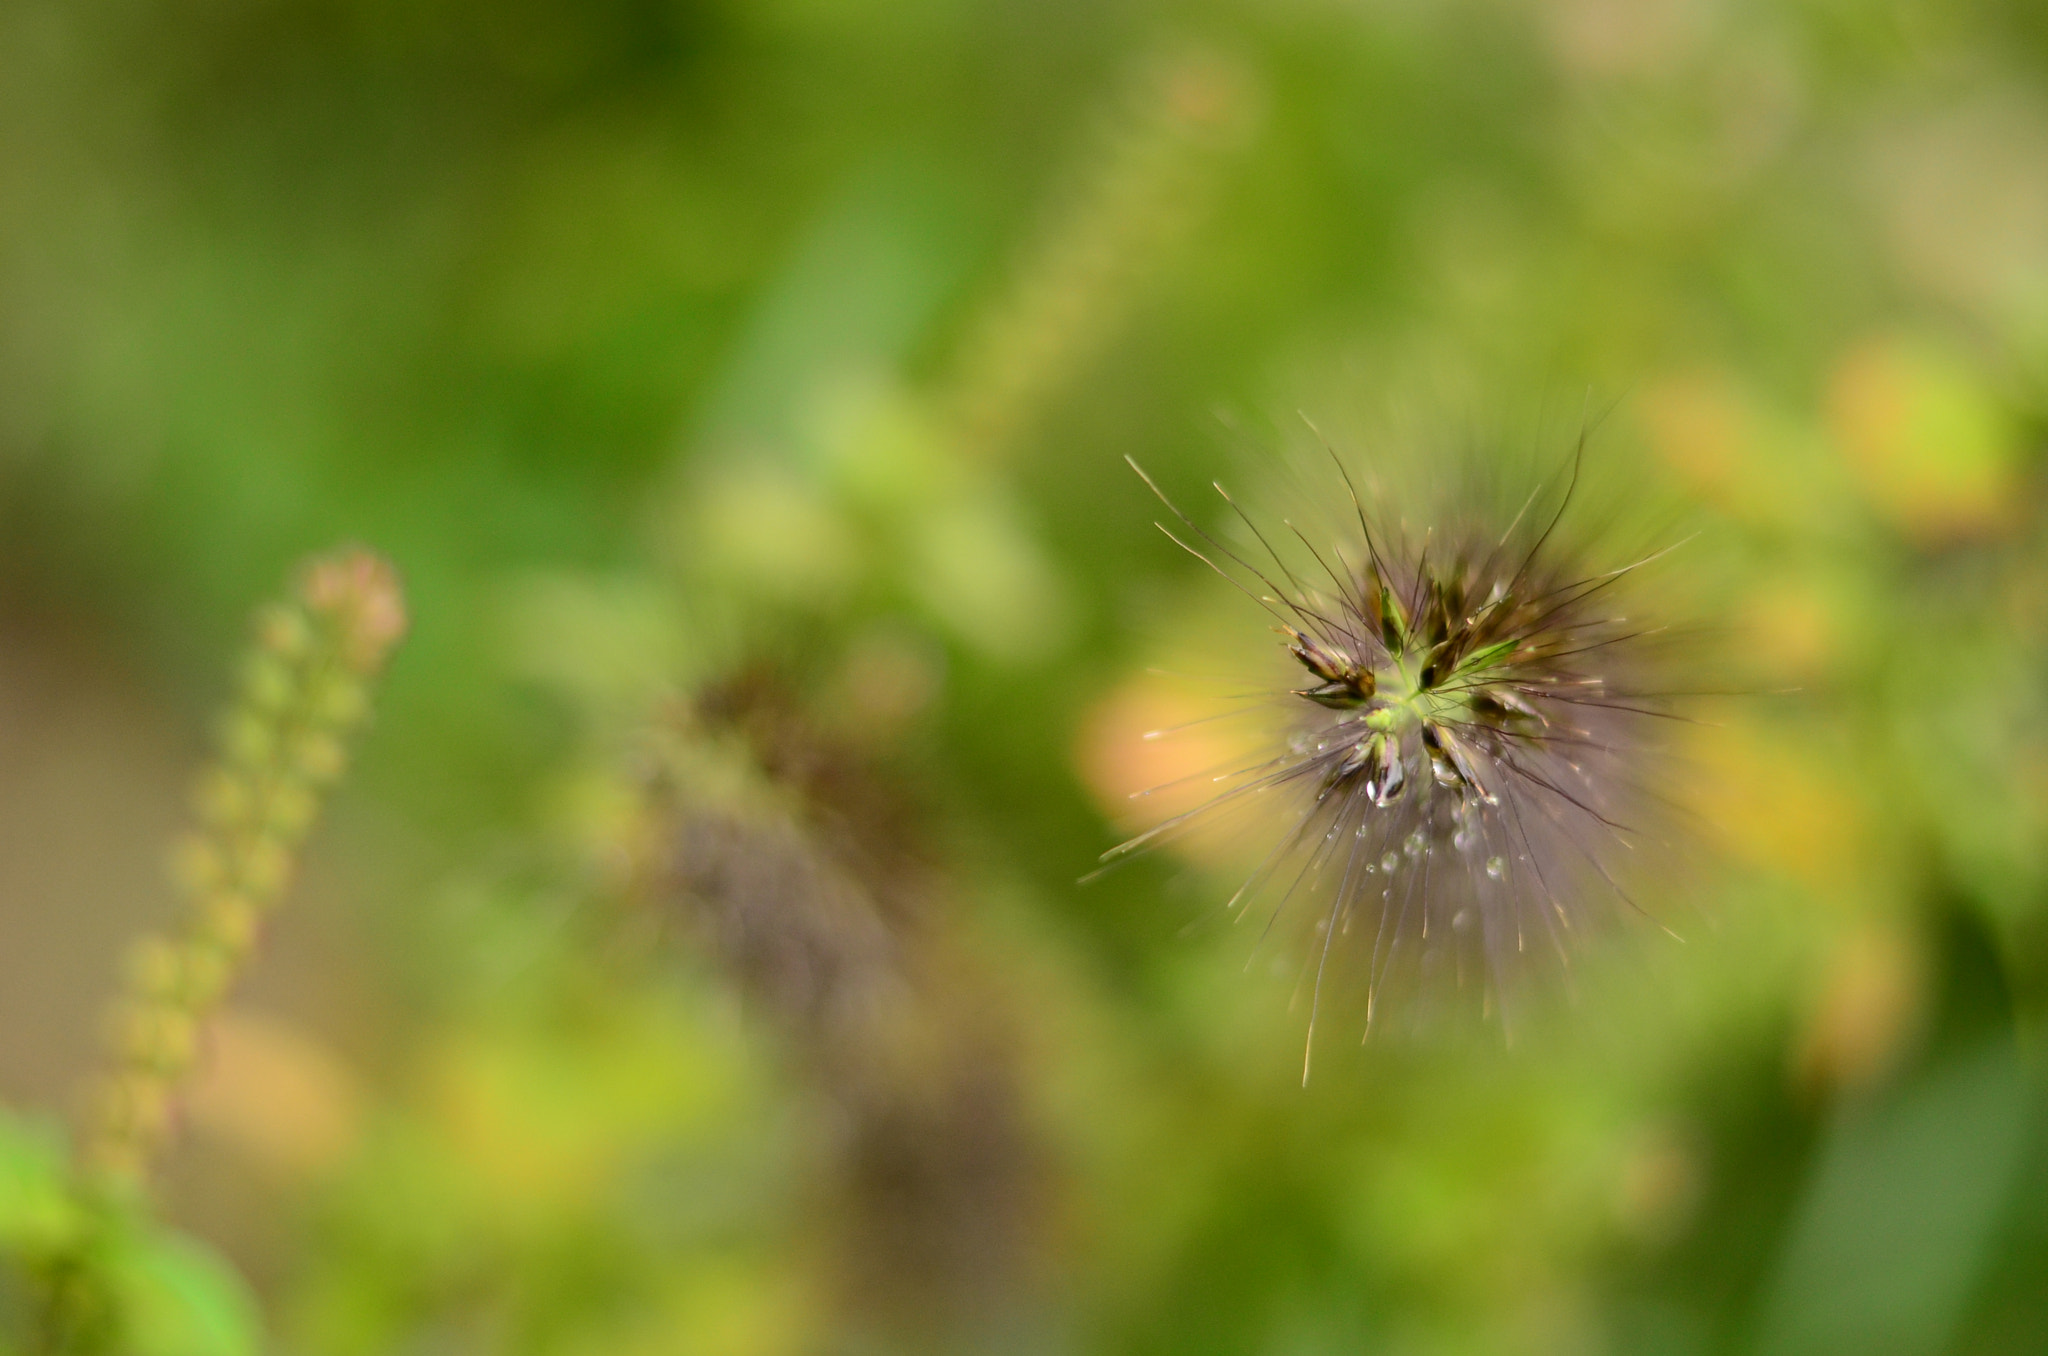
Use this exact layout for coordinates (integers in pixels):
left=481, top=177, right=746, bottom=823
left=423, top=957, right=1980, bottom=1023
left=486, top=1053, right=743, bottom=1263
left=4, top=0, right=2048, bottom=1352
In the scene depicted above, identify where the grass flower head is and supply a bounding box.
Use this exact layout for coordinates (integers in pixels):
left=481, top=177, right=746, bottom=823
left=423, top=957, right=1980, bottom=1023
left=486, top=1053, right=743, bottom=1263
left=1104, top=440, right=1687, bottom=1069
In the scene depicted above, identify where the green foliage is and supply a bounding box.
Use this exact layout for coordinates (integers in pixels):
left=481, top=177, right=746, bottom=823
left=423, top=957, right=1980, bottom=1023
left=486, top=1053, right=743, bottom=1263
left=0, top=1113, right=257, bottom=1356
left=2, top=0, right=2048, bottom=1352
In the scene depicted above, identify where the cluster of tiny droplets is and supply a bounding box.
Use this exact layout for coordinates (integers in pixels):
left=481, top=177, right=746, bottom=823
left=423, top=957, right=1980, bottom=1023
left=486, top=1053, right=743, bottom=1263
left=83, top=550, right=406, bottom=1192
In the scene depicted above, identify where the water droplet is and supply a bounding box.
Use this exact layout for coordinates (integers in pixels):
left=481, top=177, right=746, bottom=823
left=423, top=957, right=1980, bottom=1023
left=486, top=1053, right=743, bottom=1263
left=1404, top=830, right=1427, bottom=858
left=1288, top=731, right=1314, bottom=755
left=1451, top=827, right=1475, bottom=852
left=1356, top=822, right=1372, bottom=839
left=1380, top=852, right=1400, bottom=874
left=1485, top=855, right=1506, bottom=879
left=1452, top=908, right=1473, bottom=931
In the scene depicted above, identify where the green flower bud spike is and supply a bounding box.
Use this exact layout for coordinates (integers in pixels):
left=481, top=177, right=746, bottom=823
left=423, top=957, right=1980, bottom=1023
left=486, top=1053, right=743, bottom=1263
left=82, top=549, right=406, bottom=1194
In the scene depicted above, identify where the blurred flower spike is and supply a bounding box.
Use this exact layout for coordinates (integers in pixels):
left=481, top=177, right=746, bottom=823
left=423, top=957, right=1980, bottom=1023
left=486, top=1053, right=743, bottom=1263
left=301, top=549, right=409, bottom=671
left=85, top=548, right=406, bottom=1192
left=1104, top=449, right=1685, bottom=1071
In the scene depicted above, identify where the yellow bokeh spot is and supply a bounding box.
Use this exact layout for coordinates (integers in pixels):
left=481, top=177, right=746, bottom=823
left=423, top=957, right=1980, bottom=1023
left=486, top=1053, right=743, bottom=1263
left=1678, top=721, right=1869, bottom=900
left=1826, top=332, right=2019, bottom=543
left=1636, top=369, right=1822, bottom=531
left=185, top=1009, right=364, bottom=1179
left=1075, top=671, right=1273, bottom=873
left=424, top=998, right=749, bottom=1224
left=1792, top=916, right=1927, bottom=1097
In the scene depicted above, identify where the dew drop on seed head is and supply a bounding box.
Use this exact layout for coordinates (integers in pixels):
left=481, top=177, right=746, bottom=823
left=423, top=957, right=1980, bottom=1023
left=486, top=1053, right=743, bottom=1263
left=1485, top=855, right=1506, bottom=879
left=1404, top=830, right=1427, bottom=859
left=1380, top=851, right=1400, bottom=874
left=1288, top=731, right=1314, bottom=755
left=1452, top=826, right=1475, bottom=852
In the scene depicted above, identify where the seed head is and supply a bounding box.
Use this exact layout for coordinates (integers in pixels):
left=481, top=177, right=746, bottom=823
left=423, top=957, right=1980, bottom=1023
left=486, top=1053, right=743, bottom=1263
left=1103, top=443, right=1686, bottom=1068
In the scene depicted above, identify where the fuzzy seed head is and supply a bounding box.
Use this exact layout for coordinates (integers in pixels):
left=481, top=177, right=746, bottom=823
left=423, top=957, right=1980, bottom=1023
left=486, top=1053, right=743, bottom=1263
left=1108, top=447, right=1684, bottom=1053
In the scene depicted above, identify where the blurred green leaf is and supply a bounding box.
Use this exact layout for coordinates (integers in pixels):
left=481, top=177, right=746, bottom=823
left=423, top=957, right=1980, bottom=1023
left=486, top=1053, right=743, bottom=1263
left=107, top=1229, right=262, bottom=1356
left=0, top=1115, right=82, bottom=1253
left=1757, top=1037, right=2030, bottom=1356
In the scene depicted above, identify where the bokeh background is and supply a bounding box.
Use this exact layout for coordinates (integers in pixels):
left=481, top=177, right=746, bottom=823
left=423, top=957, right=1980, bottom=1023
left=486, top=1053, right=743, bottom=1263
left=4, top=0, right=2048, bottom=1352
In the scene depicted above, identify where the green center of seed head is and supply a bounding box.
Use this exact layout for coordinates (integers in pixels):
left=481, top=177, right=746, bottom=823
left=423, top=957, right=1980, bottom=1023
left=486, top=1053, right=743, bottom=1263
left=1369, top=648, right=1475, bottom=728
left=1343, top=659, right=1487, bottom=805
left=1284, top=579, right=1525, bottom=807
